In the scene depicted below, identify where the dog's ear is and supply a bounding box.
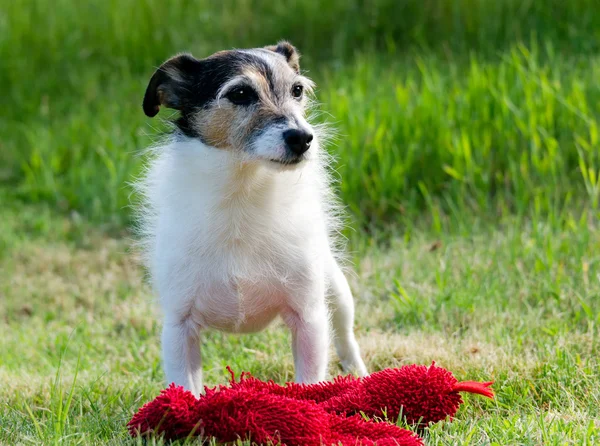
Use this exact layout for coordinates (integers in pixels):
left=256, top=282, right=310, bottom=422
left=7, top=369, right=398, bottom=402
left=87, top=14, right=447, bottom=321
left=143, top=53, right=201, bottom=117
left=265, top=41, right=300, bottom=73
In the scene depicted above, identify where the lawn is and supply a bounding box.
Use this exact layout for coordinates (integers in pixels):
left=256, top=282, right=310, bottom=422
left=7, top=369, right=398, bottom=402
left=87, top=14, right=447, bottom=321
left=1, top=0, right=600, bottom=444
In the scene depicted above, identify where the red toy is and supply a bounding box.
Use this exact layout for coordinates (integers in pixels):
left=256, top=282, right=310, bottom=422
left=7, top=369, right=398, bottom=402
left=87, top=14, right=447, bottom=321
left=129, top=362, right=493, bottom=445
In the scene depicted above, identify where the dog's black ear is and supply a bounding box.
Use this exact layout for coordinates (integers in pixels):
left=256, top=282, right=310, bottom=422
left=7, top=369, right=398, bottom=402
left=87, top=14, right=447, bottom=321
left=143, top=53, right=201, bottom=117
left=265, top=41, right=300, bottom=73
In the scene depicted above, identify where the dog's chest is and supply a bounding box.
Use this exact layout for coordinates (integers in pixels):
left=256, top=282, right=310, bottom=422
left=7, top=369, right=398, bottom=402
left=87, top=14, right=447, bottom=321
left=153, top=166, right=326, bottom=332
left=191, top=275, right=284, bottom=333
left=188, top=215, right=314, bottom=333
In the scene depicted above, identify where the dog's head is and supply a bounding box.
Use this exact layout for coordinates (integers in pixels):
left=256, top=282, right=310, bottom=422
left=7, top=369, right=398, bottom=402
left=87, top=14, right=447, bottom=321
left=143, top=42, right=317, bottom=168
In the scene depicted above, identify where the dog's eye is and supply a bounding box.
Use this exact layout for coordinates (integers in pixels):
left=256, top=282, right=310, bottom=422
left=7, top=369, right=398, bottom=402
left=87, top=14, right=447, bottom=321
left=226, top=86, right=258, bottom=106
left=292, top=84, right=304, bottom=99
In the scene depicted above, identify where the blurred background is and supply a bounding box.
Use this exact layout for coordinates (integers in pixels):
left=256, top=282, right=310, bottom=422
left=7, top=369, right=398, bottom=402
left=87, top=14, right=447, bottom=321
left=3, top=0, right=600, bottom=234
left=1, top=1, right=600, bottom=444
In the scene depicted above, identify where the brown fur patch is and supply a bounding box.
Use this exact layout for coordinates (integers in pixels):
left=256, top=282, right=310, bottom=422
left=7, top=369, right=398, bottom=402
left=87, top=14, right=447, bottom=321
left=196, top=102, right=283, bottom=151
left=194, top=105, right=237, bottom=149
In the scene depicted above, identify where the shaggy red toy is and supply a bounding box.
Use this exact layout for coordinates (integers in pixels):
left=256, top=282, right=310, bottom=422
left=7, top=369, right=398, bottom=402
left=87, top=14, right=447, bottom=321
left=128, top=362, right=493, bottom=445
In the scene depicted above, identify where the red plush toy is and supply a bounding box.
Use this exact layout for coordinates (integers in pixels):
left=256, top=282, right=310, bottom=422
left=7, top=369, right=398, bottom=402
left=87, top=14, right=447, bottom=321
left=129, top=362, right=493, bottom=445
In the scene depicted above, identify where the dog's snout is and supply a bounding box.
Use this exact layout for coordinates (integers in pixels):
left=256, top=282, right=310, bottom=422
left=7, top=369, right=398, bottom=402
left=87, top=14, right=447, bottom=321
left=283, top=129, right=313, bottom=155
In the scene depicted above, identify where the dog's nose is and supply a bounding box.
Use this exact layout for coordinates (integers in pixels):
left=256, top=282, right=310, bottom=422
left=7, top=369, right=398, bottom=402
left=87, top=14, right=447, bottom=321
left=283, top=129, right=313, bottom=155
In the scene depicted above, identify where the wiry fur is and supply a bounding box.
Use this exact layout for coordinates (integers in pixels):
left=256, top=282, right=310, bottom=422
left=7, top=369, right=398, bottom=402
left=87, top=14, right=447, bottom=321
left=135, top=43, right=366, bottom=395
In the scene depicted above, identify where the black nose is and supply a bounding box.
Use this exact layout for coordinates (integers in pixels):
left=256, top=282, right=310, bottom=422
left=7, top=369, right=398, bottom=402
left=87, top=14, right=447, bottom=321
left=283, top=129, right=313, bottom=155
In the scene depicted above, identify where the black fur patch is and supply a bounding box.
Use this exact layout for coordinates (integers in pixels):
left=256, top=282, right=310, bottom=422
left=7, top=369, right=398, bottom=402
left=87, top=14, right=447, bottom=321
left=143, top=50, right=277, bottom=138
left=142, top=53, right=200, bottom=117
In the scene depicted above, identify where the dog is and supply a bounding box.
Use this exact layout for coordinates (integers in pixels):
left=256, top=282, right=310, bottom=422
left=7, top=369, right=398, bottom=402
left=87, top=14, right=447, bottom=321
left=137, top=41, right=367, bottom=396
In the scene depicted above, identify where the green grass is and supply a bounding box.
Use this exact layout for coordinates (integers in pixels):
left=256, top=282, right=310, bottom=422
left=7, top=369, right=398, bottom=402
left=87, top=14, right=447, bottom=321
left=6, top=44, right=600, bottom=231
left=2, top=0, right=600, bottom=444
left=1, top=204, right=598, bottom=444
left=2, top=0, right=600, bottom=230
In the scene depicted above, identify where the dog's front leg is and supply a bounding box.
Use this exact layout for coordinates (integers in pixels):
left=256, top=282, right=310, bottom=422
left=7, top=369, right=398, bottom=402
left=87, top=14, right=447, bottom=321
left=327, top=259, right=368, bottom=377
left=283, top=282, right=329, bottom=384
left=161, top=315, right=203, bottom=396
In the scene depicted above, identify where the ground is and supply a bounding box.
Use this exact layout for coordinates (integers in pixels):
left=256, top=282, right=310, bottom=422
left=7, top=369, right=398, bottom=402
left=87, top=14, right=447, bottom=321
left=1, top=204, right=598, bottom=444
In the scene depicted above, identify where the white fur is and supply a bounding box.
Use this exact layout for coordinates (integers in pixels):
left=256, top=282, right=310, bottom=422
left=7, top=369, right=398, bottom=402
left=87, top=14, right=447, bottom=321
left=136, top=132, right=367, bottom=395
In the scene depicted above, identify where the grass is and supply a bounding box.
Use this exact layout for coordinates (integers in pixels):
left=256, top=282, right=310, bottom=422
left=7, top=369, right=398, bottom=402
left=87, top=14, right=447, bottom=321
left=1, top=204, right=598, bottom=444
left=2, top=0, right=600, bottom=230
left=2, top=0, right=600, bottom=444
